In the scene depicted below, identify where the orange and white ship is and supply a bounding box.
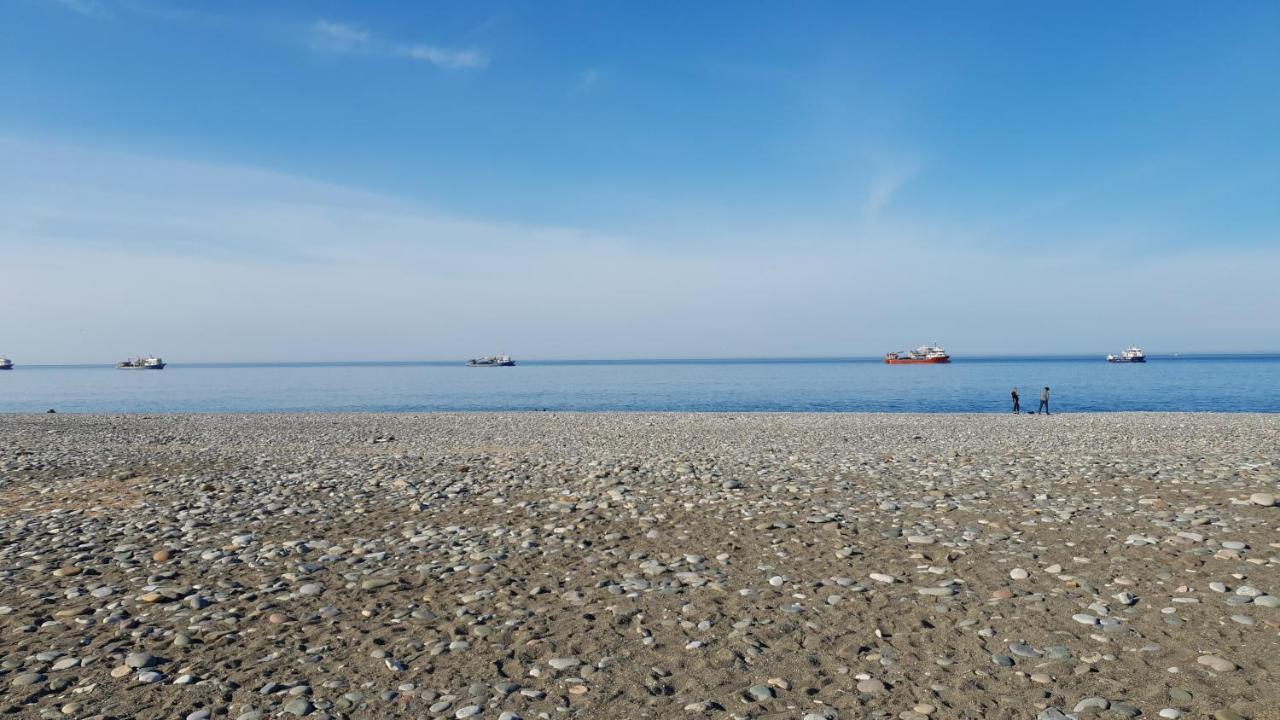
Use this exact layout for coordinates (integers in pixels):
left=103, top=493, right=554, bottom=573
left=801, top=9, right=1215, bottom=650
left=884, top=344, right=950, bottom=364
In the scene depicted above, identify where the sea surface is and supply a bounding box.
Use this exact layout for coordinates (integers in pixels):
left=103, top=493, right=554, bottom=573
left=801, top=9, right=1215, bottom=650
left=2, top=355, right=1279, bottom=413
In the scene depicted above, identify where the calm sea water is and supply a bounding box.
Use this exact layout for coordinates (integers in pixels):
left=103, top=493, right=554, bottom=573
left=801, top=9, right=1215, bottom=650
left=1, top=356, right=1278, bottom=413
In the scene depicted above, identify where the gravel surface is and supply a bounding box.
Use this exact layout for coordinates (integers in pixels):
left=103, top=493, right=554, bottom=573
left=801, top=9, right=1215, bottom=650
left=1, top=413, right=1277, bottom=720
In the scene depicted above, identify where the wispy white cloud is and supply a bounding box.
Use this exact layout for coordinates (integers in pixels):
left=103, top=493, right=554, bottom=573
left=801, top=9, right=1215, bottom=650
left=310, top=20, right=370, bottom=53
left=41, top=6, right=489, bottom=71
left=400, top=44, right=488, bottom=69
left=310, top=19, right=488, bottom=70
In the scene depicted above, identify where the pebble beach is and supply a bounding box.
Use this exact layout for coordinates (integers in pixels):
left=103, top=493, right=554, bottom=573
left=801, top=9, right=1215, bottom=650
left=1, top=413, right=1277, bottom=720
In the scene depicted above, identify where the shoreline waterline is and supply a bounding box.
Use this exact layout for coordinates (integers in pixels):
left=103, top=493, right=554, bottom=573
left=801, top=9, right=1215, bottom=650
left=3, top=355, right=1280, bottom=413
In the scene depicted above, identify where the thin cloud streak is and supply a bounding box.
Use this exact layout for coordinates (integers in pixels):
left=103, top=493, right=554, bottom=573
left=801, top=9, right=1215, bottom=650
left=310, top=20, right=369, bottom=52
left=400, top=44, right=488, bottom=69
left=40, top=5, right=489, bottom=69
left=310, top=19, right=488, bottom=70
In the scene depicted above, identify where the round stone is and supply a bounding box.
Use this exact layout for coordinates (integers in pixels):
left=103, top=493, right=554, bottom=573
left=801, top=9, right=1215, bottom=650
left=1073, top=698, right=1109, bottom=713
left=1249, top=492, right=1276, bottom=506
left=1009, top=643, right=1040, bottom=658
left=856, top=678, right=885, bottom=693
left=548, top=657, right=580, bottom=670
left=1111, top=703, right=1141, bottom=718
left=11, top=672, right=45, bottom=687
left=1197, top=655, right=1237, bottom=672
left=124, top=652, right=156, bottom=668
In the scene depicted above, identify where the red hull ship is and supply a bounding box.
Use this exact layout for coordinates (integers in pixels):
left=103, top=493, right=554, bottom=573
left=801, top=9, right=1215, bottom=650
left=884, top=344, right=950, bottom=364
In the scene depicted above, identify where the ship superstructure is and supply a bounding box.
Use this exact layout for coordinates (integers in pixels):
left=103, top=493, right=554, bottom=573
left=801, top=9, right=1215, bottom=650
left=884, top=344, right=951, bottom=364
left=467, top=355, right=516, bottom=367
left=117, top=356, right=166, bottom=369
left=1107, top=346, right=1146, bottom=363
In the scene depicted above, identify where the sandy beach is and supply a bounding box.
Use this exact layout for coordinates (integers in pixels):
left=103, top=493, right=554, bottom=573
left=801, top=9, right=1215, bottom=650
left=1, top=413, right=1277, bottom=720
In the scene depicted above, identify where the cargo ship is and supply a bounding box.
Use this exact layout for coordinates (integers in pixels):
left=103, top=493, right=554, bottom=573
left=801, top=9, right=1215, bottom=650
left=467, top=354, right=516, bottom=367
left=117, top=356, right=166, bottom=369
left=884, top=344, right=950, bottom=364
left=1106, top=346, right=1146, bottom=363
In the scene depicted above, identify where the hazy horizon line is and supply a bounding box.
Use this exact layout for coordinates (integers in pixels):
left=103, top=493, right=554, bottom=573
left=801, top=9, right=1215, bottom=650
left=9, top=350, right=1280, bottom=368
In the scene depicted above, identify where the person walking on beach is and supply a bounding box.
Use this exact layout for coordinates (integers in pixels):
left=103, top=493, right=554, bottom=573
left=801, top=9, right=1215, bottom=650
left=1038, top=386, right=1050, bottom=415
left=1011, top=387, right=1020, bottom=413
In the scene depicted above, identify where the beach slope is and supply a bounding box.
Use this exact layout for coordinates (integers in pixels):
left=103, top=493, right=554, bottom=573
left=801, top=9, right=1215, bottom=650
left=1, top=413, right=1277, bottom=719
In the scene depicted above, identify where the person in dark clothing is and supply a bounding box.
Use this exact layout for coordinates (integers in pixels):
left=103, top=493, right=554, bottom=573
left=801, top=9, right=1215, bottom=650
left=1011, top=387, right=1020, bottom=413
left=1038, top=386, right=1050, bottom=415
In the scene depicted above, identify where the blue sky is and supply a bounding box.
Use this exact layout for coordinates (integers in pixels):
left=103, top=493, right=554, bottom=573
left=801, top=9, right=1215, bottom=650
left=2, top=1, right=1278, bottom=361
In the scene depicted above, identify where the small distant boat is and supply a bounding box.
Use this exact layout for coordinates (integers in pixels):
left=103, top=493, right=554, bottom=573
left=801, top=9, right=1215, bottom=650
left=1106, top=346, right=1146, bottom=363
left=467, top=354, right=515, bottom=367
left=885, top=344, right=950, bottom=364
left=0, top=356, right=12, bottom=370
left=117, top=356, right=166, bottom=369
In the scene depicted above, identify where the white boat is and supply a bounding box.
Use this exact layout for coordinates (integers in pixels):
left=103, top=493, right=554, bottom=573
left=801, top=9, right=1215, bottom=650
left=0, top=356, right=12, bottom=370
left=117, top=356, right=166, bottom=369
left=467, top=354, right=515, bottom=367
left=885, top=344, right=951, bottom=364
left=1106, top=346, right=1146, bottom=363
